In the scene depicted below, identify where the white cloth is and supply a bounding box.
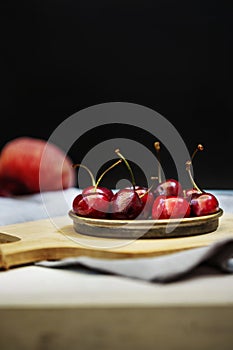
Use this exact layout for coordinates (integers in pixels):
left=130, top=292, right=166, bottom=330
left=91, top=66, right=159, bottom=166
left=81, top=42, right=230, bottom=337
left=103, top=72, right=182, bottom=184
left=0, top=188, right=80, bottom=225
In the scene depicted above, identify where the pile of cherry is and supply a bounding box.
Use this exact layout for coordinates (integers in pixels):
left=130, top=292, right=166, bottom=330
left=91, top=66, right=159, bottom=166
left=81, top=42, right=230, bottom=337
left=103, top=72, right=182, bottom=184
left=72, top=145, right=219, bottom=220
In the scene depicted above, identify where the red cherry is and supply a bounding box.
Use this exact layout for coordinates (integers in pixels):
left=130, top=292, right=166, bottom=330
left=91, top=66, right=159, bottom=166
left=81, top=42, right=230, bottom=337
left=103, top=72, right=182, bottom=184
left=135, top=186, right=154, bottom=206
left=111, top=188, right=143, bottom=220
left=152, top=195, right=191, bottom=219
left=82, top=186, right=113, bottom=201
left=134, top=186, right=154, bottom=219
left=154, top=179, right=183, bottom=197
left=72, top=159, right=121, bottom=219
left=185, top=188, right=200, bottom=200
left=185, top=145, right=219, bottom=216
left=73, top=192, right=110, bottom=219
left=190, top=192, right=219, bottom=216
left=110, top=149, right=145, bottom=220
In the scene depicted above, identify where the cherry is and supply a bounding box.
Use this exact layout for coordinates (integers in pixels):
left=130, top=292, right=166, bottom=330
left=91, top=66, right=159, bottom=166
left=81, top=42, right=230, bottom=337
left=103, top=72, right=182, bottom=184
left=73, top=192, right=111, bottom=219
left=81, top=160, right=122, bottom=201
left=185, top=144, right=219, bottom=216
left=111, top=149, right=144, bottom=220
left=154, top=178, right=183, bottom=197
left=82, top=185, right=113, bottom=201
left=152, top=195, right=191, bottom=219
left=73, top=161, right=121, bottom=201
left=189, top=192, right=219, bottom=216
left=185, top=188, right=200, bottom=199
left=125, top=185, right=155, bottom=219
left=72, top=160, right=121, bottom=218
left=111, top=188, right=143, bottom=220
left=134, top=186, right=155, bottom=219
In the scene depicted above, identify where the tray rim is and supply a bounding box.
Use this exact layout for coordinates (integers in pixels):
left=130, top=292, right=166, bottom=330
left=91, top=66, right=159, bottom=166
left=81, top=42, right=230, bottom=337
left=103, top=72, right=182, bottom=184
left=68, top=208, right=224, bottom=227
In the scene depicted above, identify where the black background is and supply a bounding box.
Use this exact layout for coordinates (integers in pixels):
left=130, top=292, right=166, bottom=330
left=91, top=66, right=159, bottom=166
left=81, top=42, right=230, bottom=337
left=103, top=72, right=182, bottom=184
left=1, top=0, right=232, bottom=189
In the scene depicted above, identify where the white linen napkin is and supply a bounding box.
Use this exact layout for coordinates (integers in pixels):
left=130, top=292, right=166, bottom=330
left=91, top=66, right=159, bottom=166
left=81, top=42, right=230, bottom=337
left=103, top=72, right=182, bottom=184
left=36, top=237, right=233, bottom=282
left=0, top=188, right=80, bottom=225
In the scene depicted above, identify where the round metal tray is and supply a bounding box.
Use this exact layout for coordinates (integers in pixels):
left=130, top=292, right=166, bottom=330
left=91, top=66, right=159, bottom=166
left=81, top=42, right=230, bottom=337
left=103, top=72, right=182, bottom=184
left=68, top=208, right=223, bottom=239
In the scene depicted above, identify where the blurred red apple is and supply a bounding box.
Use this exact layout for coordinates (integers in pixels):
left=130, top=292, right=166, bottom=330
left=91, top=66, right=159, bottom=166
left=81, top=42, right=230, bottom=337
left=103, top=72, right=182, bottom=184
left=0, top=137, right=76, bottom=196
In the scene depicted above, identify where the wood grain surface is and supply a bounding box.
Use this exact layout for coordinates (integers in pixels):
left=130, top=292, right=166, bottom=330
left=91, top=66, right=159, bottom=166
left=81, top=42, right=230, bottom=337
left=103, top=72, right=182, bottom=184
left=0, top=213, right=233, bottom=270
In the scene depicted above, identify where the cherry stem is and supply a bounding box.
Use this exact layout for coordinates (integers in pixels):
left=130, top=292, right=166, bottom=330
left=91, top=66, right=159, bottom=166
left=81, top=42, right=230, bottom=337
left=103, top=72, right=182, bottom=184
left=72, top=163, right=96, bottom=186
left=186, top=161, right=202, bottom=193
left=186, top=144, right=204, bottom=193
left=154, top=142, right=162, bottom=183
left=94, top=159, right=122, bottom=190
left=191, top=144, right=204, bottom=161
left=115, top=149, right=136, bottom=190
left=139, top=177, right=158, bottom=199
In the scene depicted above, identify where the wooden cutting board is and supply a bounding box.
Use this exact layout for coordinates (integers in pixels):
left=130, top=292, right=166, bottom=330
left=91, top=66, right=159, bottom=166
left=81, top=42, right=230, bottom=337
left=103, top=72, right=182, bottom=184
left=0, top=213, right=233, bottom=270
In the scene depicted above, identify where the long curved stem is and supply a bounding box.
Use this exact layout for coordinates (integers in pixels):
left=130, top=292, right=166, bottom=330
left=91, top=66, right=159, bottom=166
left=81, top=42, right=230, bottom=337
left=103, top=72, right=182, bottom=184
left=186, top=161, right=202, bottom=193
left=115, top=149, right=136, bottom=190
left=154, top=142, right=162, bottom=183
left=94, top=160, right=122, bottom=190
left=191, top=144, right=204, bottom=161
left=186, top=144, right=204, bottom=193
left=139, top=176, right=158, bottom=198
left=72, top=163, right=96, bottom=187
